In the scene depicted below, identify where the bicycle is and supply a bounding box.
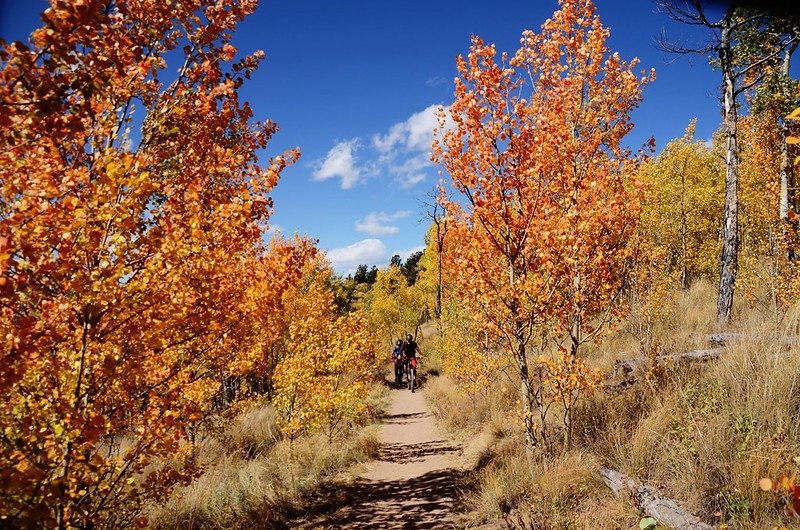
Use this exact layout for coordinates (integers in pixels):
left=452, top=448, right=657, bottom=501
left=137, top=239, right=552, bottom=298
left=405, top=356, right=417, bottom=392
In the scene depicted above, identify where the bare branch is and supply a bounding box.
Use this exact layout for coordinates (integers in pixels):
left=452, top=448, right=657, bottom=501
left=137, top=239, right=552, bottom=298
left=655, top=1, right=723, bottom=56
left=656, top=0, right=720, bottom=28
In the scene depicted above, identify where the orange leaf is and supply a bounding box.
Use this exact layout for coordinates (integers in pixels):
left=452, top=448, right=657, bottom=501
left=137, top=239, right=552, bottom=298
left=785, top=107, right=800, bottom=120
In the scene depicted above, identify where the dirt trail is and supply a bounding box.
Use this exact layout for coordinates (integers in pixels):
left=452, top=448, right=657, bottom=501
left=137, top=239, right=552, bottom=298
left=296, top=381, right=462, bottom=529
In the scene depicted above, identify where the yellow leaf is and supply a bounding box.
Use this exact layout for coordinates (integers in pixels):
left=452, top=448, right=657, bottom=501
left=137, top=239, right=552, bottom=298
left=787, top=136, right=800, bottom=145
left=785, top=108, right=800, bottom=120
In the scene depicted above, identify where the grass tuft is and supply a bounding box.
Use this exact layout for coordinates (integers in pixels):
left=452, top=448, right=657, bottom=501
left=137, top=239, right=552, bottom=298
left=433, top=279, right=800, bottom=528
left=150, top=387, right=385, bottom=529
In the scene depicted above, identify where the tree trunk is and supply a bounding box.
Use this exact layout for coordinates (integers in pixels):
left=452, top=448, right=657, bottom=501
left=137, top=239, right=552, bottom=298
left=569, top=276, right=582, bottom=358
left=57, top=317, right=92, bottom=528
left=779, top=40, right=798, bottom=261
left=780, top=119, right=790, bottom=222
left=432, top=213, right=446, bottom=319
left=514, top=320, right=537, bottom=450
left=717, top=14, right=739, bottom=326
left=680, top=155, right=689, bottom=289
left=613, top=347, right=724, bottom=380
left=436, top=234, right=443, bottom=318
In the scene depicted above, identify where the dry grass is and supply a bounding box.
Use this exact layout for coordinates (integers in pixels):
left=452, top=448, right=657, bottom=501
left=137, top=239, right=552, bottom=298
left=592, top=294, right=799, bottom=527
left=151, top=428, right=380, bottom=529
left=433, top=280, right=800, bottom=529
left=149, top=384, right=386, bottom=529
left=590, top=281, right=720, bottom=370
left=583, top=284, right=800, bottom=528
left=425, top=372, right=516, bottom=438
left=461, top=445, right=638, bottom=530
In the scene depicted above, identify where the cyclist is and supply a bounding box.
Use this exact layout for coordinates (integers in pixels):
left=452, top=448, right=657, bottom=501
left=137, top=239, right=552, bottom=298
left=391, top=338, right=404, bottom=386
left=402, top=334, right=421, bottom=392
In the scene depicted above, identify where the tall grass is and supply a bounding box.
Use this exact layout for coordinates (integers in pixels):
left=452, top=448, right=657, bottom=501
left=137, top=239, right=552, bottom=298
left=149, top=384, right=386, bottom=529
left=578, top=284, right=800, bottom=527
left=432, top=281, right=800, bottom=528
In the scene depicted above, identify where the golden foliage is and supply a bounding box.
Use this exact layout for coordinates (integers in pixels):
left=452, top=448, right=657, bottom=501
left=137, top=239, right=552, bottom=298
left=737, top=113, right=782, bottom=304
left=362, top=265, right=428, bottom=348
left=638, top=119, right=723, bottom=287
left=432, top=0, right=651, bottom=447
left=273, top=265, right=379, bottom=440
left=439, top=300, right=511, bottom=396
left=0, top=1, right=315, bottom=526
left=775, top=107, right=800, bottom=306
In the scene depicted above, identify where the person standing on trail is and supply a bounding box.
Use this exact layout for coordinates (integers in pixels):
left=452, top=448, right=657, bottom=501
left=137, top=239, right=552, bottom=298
left=391, top=338, right=404, bottom=386
left=402, top=334, right=421, bottom=392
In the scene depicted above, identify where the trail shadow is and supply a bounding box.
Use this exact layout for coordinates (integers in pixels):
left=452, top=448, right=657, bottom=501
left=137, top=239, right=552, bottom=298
left=384, top=379, right=425, bottom=391
left=378, top=440, right=459, bottom=464
left=382, top=411, right=426, bottom=425
left=291, top=467, right=463, bottom=529
left=282, top=373, right=464, bottom=528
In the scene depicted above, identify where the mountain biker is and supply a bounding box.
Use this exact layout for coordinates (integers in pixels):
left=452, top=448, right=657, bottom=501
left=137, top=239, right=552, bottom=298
left=391, top=338, right=404, bottom=386
left=402, top=334, right=421, bottom=392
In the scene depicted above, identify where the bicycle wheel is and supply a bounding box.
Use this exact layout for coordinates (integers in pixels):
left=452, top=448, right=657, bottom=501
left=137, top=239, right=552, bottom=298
left=408, top=366, right=415, bottom=391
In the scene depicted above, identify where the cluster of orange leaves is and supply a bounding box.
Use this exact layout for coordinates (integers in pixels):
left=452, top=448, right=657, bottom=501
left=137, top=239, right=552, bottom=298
left=432, top=0, right=649, bottom=446
left=538, top=351, right=604, bottom=411
left=0, top=0, right=351, bottom=527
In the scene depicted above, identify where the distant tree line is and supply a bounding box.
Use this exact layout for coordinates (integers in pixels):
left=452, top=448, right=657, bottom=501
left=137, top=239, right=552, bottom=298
left=330, top=251, right=424, bottom=312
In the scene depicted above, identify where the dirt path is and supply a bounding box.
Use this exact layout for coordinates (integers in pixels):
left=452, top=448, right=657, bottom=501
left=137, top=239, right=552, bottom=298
left=295, top=380, right=462, bottom=529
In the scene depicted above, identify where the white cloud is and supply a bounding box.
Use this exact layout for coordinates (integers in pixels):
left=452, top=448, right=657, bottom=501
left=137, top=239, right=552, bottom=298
left=402, top=173, right=426, bottom=188
left=388, top=153, right=432, bottom=189
left=370, top=104, right=455, bottom=189
left=405, top=106, right=441, bottom=152
left=355, top=210, right=412, bottom=236
left=326, top=239, right=387, bottom=273
left=392, top=245, right=425, bottom=261
left=313, top=105, right=454, bottom=191
left=312, top=139, right=363, bottom=189
left=372, top=104, right=443, bottom=155
left=373, top=123, right=405, bottom=155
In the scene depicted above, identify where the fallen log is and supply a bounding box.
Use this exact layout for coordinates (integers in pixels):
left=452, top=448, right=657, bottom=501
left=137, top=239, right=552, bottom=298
left=599, top=468, right=712, bottom=530
left=706, top=332, right=741, bottom=346
left=606, top=334, right=798, bottom=390
left=613, top=348, right=723, bottom=379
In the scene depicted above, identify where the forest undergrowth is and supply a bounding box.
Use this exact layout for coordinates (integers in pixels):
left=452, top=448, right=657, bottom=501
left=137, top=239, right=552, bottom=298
left=427, top=281, right=800, bottom=529
left=149, top=382, right=388, bottom=529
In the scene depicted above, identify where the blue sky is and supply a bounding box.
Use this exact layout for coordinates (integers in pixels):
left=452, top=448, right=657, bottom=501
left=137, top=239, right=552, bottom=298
left=1, top=0, right=729, bottom=275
